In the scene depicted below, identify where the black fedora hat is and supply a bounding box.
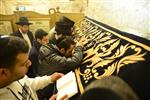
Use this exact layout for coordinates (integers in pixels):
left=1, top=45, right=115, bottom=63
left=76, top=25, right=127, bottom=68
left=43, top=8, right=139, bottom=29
left=55, top=23, right=72, bottom=35
left=16, top=17, right=32, bottom=25
left=56, top=16, right=75, bottom=27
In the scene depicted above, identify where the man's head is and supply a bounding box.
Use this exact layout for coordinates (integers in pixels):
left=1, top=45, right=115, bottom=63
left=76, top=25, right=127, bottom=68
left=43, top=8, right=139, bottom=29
left=35, top=29, right=49, bottom=45
left=55, top=16, right=75, bottom=35
left=56, top=36, right=76, bottom=57
left=18, top=24, right=30, bottom=33
left=78, top=76, right=139, bottom=100
left=16, top=17, right=32, bottom=33
left=0, top=36, right=31, bottom=88
left=78, top=88, right=123, bottom=100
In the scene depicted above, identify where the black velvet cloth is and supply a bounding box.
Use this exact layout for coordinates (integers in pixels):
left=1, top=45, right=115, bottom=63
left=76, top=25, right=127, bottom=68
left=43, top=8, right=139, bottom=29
left=74, top=17, right=150, bottom=100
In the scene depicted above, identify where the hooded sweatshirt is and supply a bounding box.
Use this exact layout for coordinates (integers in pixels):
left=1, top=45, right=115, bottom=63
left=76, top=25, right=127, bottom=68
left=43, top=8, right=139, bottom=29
left=0, top=75, right=53, bottom=100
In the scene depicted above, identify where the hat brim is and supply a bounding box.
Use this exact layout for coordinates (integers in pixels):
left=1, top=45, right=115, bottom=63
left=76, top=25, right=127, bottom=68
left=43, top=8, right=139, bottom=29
left=57, top=16, right=75, bottom=27
left=55, top=22, right=72, bottom=27
left=16, top=22, right=32, bottom=25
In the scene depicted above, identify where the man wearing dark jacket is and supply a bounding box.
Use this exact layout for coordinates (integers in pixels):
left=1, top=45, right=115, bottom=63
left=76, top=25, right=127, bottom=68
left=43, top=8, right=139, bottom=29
left=11, top=16, right=34, bottom=51
left=28, top=29, right=49, bottom=78
left=38, top=36, right=85, bottom=100
left=38, top=36, right=84, bottom=75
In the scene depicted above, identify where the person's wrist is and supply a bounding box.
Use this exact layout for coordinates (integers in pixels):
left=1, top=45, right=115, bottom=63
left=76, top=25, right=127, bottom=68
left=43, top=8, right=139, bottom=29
left=49, top=76, right=55, bottom=83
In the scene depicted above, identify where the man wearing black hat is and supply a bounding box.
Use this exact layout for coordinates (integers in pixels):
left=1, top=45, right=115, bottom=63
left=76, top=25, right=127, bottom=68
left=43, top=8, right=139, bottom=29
left=11, top=16, right=34, bottom=51
left=48, top=16, right=75, bottom=45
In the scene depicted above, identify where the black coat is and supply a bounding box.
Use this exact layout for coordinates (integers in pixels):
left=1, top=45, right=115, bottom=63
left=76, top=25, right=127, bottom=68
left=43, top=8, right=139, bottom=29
left=11, top=30, right=34, bottom=46
left=28, top=40, right=42, bottom=77
left=38, top=44, right=83, bottom=75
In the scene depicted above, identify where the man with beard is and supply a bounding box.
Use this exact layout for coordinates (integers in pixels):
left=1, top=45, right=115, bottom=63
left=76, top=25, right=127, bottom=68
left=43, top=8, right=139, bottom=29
left=0, top=35, right=67, bottom=100
left=11, top=17, right=34, bottom=52
left=39, top=36, right=85, bottom=75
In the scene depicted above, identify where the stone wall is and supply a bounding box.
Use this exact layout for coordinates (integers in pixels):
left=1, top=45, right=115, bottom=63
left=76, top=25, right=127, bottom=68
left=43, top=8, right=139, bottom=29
left=85, top=0, right=150, bottom=39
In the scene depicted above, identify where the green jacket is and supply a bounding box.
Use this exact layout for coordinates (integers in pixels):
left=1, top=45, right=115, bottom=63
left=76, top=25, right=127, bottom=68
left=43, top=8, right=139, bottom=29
left=38, top=44, right=83, bottom=75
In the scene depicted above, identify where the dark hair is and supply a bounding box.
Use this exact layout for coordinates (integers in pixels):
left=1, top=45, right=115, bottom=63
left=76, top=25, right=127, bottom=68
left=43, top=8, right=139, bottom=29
left=79, top=76, right=139, bottom=100
left=0, top=36, right=29, bottom=68
left=56, top=36, right=75, bottom=50
left=78, top=88, right=123, bottom=100
left=35, top=29, right=48, bottom=40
